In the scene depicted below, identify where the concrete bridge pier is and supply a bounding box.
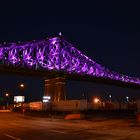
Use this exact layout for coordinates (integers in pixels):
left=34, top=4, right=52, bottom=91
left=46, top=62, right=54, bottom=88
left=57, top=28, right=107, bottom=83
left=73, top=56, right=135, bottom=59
left=44, top=77, right=66, bottom=102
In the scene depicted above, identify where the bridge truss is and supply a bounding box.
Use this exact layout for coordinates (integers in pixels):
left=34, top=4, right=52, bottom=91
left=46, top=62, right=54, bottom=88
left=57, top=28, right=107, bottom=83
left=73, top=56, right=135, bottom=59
left=0, top=35, right=139, bottom=87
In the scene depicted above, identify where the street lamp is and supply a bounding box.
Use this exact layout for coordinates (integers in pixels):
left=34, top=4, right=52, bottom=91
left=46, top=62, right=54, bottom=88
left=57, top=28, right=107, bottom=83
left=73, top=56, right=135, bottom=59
left=20, top=83, right=25, bottom=88
left=109, top=94, right=112, bottom=102
left=126, top=96, right=129, bottom=102
left=5, top=93, right=9, bottom=97
left=19, top=83, right=25, bottom=96
left=5, top=92, right=9, bottom=109
left=93, top=98, right=100, bottom=104
left=19, top=83, right=25, bottom=108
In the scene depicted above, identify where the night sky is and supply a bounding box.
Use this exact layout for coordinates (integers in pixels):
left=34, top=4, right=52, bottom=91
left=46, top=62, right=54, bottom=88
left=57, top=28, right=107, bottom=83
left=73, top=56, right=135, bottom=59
left=0, top=0, right=140, bottom=102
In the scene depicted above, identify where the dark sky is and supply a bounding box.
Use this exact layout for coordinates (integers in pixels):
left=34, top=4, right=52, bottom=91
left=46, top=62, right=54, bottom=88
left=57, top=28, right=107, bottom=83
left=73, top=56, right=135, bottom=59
left=0, top=0, right=140, bottom=102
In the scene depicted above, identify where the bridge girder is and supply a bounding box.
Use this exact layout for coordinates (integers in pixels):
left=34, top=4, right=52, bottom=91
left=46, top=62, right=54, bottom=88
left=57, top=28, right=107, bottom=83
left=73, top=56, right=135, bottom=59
left=0, top=35, right=139, bottom=88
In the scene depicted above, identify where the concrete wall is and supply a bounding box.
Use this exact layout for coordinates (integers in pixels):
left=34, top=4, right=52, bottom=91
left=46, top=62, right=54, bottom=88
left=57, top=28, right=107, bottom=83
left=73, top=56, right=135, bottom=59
left=23, top=100, right=137, bottom=111
left=52, top=100, right=87, bottom=111
left=87, top=102, right=136, bottom=110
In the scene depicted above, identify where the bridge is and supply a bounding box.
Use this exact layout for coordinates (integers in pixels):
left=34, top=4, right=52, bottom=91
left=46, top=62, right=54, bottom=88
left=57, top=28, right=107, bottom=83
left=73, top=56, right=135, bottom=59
left=0, top=34, right=139, bottom=101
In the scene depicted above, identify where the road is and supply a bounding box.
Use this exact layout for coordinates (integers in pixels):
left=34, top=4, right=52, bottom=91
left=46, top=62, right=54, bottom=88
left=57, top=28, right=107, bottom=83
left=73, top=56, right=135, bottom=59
left=0, top=112, right=140, bottom=140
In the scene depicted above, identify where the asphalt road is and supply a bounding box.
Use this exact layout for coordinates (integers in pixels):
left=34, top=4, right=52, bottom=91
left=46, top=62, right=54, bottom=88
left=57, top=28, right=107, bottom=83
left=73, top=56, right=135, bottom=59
left=0, top=112, right=140, bottom=140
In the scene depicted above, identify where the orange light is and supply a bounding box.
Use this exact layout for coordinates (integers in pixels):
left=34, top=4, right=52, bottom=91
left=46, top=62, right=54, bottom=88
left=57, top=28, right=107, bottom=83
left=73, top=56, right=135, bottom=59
left=94, top=98, right=100, bottom=103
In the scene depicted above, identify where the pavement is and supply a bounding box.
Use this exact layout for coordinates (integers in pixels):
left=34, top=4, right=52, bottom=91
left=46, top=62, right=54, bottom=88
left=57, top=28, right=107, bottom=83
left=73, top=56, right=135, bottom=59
left=0, top=112, right=140, bottom=140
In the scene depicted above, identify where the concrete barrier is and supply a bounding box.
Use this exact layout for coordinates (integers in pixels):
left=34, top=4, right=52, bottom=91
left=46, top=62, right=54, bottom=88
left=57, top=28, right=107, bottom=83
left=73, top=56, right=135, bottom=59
left=64, top=114, right=81, bottom=120
left=0, top=110, right=11, bottom=113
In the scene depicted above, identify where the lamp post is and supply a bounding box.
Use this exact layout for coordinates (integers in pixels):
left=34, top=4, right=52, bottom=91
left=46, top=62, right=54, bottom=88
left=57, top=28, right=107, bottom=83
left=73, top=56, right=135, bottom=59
left=5, top=92, right=9, bottom=109
left=109, top=94, right=112, bottom=103
left=93, top=97, right=100, bottom=110
left=19, top=83, right=25, bottom=96
left=126, top=96, right=129, bottom=102
left=20, top=83, right=25, bottom=88
left=93, top=97, right=100, bottom=104
left=19, top=83, right=25, bottom=108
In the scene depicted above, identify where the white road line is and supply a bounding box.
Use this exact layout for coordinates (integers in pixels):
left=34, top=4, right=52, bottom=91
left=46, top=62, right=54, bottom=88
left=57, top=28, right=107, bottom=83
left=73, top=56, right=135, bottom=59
left=50, top=130, right=68, bottom=134
left=4, top=133, right=21, bottom=140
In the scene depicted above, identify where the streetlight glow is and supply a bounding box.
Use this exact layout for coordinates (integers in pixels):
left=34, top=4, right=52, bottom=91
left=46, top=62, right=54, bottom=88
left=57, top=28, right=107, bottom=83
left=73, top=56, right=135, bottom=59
left=5, top=93, right=9, bottom=97
left=126, top=96, right=129, bottom=102
left=20, top=83, right=25, bottom=88
left=93, top=98, right=100, bottom=104
left=109, top=94, right=112, bottom=102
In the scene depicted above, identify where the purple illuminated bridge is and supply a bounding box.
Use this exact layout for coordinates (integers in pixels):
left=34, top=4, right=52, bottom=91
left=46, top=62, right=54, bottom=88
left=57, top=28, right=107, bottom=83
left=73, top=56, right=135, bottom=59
left=0, top=35, right=140, bottom=88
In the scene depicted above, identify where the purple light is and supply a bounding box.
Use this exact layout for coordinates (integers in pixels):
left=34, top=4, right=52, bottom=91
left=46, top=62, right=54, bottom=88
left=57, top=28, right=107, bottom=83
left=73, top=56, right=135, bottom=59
left=0, top=36, right=139, bottom=86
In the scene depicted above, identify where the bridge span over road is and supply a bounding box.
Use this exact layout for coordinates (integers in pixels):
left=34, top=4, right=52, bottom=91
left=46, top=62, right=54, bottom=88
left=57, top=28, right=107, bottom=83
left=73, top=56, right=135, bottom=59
left=0, top=34, right=139, bottom=101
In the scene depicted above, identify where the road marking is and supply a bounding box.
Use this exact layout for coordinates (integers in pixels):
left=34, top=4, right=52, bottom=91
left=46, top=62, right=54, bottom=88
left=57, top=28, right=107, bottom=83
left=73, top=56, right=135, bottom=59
left=4, top=133, right=21, bottom=140
left=10, top=123, right=19, bottom=126
left=50, top=130, right=68, bottom=134
left=10, top=123, right=27, bottom=128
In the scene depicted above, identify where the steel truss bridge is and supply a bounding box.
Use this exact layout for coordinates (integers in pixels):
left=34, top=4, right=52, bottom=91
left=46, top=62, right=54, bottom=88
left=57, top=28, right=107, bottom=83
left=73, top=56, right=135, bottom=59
left=0, top=34, right=139, bottom=88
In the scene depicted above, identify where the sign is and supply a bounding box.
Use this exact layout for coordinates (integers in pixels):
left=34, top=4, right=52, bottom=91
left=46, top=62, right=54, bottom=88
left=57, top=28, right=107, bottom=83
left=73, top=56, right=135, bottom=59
left=14, top=96, right=25, bottom=103
left=43, top=96, right=51, bottom=103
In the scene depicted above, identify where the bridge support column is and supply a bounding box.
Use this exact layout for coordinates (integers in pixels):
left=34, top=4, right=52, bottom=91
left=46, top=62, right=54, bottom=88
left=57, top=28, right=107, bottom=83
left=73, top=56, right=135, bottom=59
left=44, top=77, right=66, bottom=102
